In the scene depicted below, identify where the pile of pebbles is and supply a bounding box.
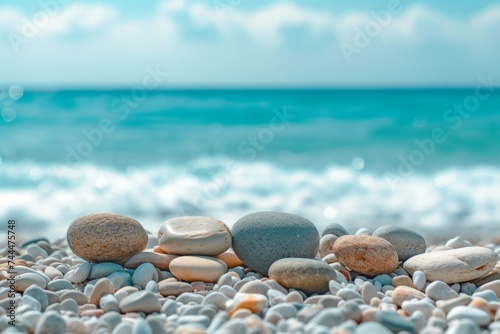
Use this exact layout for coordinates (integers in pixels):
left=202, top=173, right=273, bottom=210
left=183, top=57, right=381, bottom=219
left=1, top=211, right=500, bottom=334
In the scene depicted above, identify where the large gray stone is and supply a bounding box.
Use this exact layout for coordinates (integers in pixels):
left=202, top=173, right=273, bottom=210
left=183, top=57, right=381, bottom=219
left=231, top=211, right=319, bottom=276
left=372, top=225, right=426, bottom=261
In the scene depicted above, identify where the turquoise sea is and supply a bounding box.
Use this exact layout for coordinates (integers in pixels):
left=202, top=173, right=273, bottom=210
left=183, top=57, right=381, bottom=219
left=1, top=89, right=500, bottom=238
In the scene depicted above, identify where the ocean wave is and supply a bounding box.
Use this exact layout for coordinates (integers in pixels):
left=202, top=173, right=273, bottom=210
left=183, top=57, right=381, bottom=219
left=1, top=159, right=499, bottom=239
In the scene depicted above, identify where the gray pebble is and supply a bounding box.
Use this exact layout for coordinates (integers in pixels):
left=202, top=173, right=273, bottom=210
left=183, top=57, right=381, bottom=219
left=176, top=292, right=204, bottom=304
left=321, top=223, right=349, bottom=237
left=72, top=261, right=91, bottom=283
left=355, top=321, right=392, bottom=334
left=34, top=310, right=66, bottom=334
left=132, top=318, right=153, bottom=334
left=132, top=263, right=158, bottom=289
left=89, top=262, right=123, bottom=280
left=202, top=292, right=229, bottom=309
left=24, top=285, right=48, bottom=311
left=47, top=279, right=74, bottom=292
left=60, top=298, right=79, bottom=314
left=100, top=293, right=120, bottom=312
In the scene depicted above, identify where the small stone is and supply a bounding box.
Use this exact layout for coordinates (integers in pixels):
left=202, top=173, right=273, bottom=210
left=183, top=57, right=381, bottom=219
left=24, top=285, right=48, bottom=311
left=472, top=272, right=500, bottom=287
left=158, top=216, right=232, bottom=256
left=119, top=291, right=161, bottom=313
left=446, top=236, right=473, bottom=249
left=355, top=322, right=392, bottom=334
left=437, top=295, right=472, bottom=313
left=375, top=310, right=415, bottom=333
left=89, top=278, right=115, bottom=305
left=14, top=273, right=47, bottom=291
left=169, top=256, right=227, bottom=283
left=215, top=250, right=244, bottom=268
left=131, top=263, right=159, bottom=289
left=34, top=311, right=66, bottom=334
left=231, top=211, right=319, bottom=276
left=60, top=291, right=88, bottom=305
left=391, top=286, right=426, bottom=307
left=123, top=252, right=178, bottom=271
left=374, top=274, right=393, bottom=286
left=372, top=225, right=426, bottom=262
left=88, top=262, right=124, bottom=280
left=202, top=292, right=230, bottom=309
left=176, top=292, right=205, bottom=304
left=44, top=266, right=63, bottom=280
left=362, top=281, right=378, bottom=304
left=47, top=279, right=73, bottom=292
left=426, top=281, right=459, bottom=301
left=226, top=293, right=268, bottom=316
left=239, top=280, right=270, bottom=296
left=67, top=213, right=148, bottom=262
left=60, top=298, right=79, bottom=314
left=307, top=308, right=345, bottom=328
left=477, top=280, right=500, bottom=297
left=269, top=258, right=336, bottom=295
left=333, top=235, right=398, bottom=276
left=393, top=275, right=415, bottom=288
left=402, top=299, right=435, bottom=317
left=158, top=281, right=194, bottom=297
left=321, top=223, right=349, bottom=237
left=319, top=234, right=338, bottom=258
left=403, top=247, right=499, bottom=283
left=447, top=306, right=490, bottom=326
left=100, top=294, right=119, bottom=313
left=413, top=270, right=426, bottom=290
left=72, top=261, right=91, bottom=283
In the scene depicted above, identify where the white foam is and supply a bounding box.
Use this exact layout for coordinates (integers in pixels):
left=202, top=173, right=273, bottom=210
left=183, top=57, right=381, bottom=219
left=1, top=159, right=499, bottom=240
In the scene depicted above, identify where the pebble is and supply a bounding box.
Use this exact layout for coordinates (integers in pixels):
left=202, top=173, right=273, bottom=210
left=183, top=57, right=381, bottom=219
left=392, top=286, right=426, bottom=306
left=355, top=321, right=393, bottom=334
left=89, top=262, right=124, bottom=280
left=239, top=280, right=270, bottom=296
left=402, top=299, right=436, bottom=317
left=333, top=235, right=399, bottom=276
left=123, top=252, right=178, bottom=271
left=437, top=295, right=472, bottom=313
left=47, top=279, right=74, bottom=292
left=413, top=270, right=427, bottom=290
left=72, top=261, right=91, bottom=283
left=375, top=310, right=416, bottom=333
left=426, top=281, right=459, bottom=301
left=231, top=211, right=319, bottom=276
left=373, top=225, right=426, bottom=261
left=100, top=294, right=120, bottom=312
left=446, top=236, right=473, bottom=249
left=404, top=246, right=499, bottom=283
left=319, top=234, right=338, bottom=258
left=158, top=281, right=194, bottom=297
left=119, top=291, right=161, bottom=313
left=24, top=285, right=48, bottom=311
left=89, top=278, right=115, bottom=305
left=268, top=258, right=336, bottom=295
left=131, top=263, right=158, bottom=289
left=34, top=310, right=66, bottom=334
left=477, top=280, right=500, bottom=297
left=215, top=250, right=244, bottom=268
left=158, top=216, right=232, bottom=256
left=321, top=222, right=349, bottom=237
left=169, top=256, right=227, bottom=283
left=362, top=281, right=378, bottom=304
left=447, top=305, right=490, bottom=326
left=67, top=213, right=148, bottom=262
left=226, top=293, right=268, bottom=316
left=14, top=273, right=47, bottom=291
left=393, top=275, right=415, bottom=288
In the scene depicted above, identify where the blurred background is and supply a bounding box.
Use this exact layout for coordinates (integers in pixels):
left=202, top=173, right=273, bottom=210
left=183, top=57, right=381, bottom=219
left=1, top=0, right=500, bottom=239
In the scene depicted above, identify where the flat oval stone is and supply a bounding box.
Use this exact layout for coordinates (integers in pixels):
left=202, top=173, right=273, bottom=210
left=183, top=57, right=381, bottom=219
left=89, top=263, right=124, bottom=280
left=158, top=281, right=194, bottom=297
left=231, top=211, right=319, bottom=276
left=333, top=235, right=398, bottom=276
left=15, top=273, right=47, bottom=291
left=67, top=213, right=148, bottom=263
left=169, top=256, right=227, bottom=283
left=123, top=252, right=178, bottom=271
left=391, top=286, right=426, bottom=307
left=72, top=261, right=91, bottom=283
left=119, top=291, right=161, bottom=313
left=131, top=263, right=159, bottom=289
left=477, top=280, right=500, bottom=297
left=89, top=278, right=115, bottom=305
left=158, top=216, right=231, bottom=256
left=34, top=310, right=66, bottom=334
left=372, top=225, right=426, bottom=261
left=403, top=246, right=499, bottom=283
left=447, top=306, right=490, bottom=326
left=215, top=250, right=244, bottom=268
left=269, top=258, right=336, bottom=295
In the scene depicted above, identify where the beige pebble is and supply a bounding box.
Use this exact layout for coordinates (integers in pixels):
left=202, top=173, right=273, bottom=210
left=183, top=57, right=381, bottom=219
left=79, top=303, right=97, bottom=313
left=67, top=213, right=148, bottom=263
left=231, top=308, right=253, bottom=319
left=158, top=216, right=231, bottom=256
left=169, top=256, right=227, bottom=283
left=89, top=278, right=115, bottom=305
left=404, top=246, right=499, bottom=283
left=157, top=281, right=194, bottom=297
left=393, top=275, right=415, bottom=288
left=227, top=293, right=268, bottom=316
left=215, top=250, right=244, bottom=268
left=333, top=235, right=398, bottom=276
left=391, top=286, right=426, bottom=307
left=81, top=309, right=105, bottom=317
left=153, top=246, right=167, bottom=254
left=477, top=280, right=500, bottom=297
left=319, top=234, right=338, bottom=258
left=123, top=252, right=178, bottom=271
left=322, top=253, right=338, bottom=264
left=44, top=266, right=63, bottom=280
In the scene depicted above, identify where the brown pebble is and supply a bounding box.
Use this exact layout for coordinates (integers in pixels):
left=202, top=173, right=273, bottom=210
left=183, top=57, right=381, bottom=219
left=393, top=275, right=415, bottom=288
left=215, top=250, right=244, bottom=268
left=333, top=235, right=398, bottom=276
left=319, top=234, right=338, bottom=258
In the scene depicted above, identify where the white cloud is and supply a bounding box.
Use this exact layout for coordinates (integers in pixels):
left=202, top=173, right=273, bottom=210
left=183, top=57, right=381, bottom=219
left=0, top=1, right=499, bottom=86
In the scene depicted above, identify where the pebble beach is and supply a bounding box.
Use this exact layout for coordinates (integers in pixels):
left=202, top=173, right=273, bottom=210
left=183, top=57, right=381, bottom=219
left=1, top=212, right=500, bottom=334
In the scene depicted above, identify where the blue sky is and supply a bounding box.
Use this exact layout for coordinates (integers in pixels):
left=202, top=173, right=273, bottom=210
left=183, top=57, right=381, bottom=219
left=1, top=0, right=500, bottom=87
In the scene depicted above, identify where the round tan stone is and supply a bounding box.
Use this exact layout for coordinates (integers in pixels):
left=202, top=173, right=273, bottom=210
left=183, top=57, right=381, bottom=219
left=215, top=250, right=244, bottom=268
left=403, top=246, right=499, bottom=283
left=158, top=281, right=194, bottom=297
left=123, top=252, right=178, bottom=271
left=392, top=286, right=426, bottom=307
left=169, top=256, right=227, bottom=283
left=67, top=213, right=148, bottom=263
left=269, top=258, right=337, bottom=295
left=333, top=235, right=399, bottom=276
left=158, top=216, right=231, bottom=256
left=392, top=275, right=415, bottom=288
